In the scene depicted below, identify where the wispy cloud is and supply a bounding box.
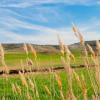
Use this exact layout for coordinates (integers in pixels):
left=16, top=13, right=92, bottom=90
left=0, top=0, right=100, bottom=8
left=0, top=8, right=76, bottom=44
left=0, top=0, right=100, bottom=44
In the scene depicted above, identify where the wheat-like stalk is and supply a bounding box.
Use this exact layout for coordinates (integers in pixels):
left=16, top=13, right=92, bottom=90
left=44, top=85, right=51, bottom=96
left=57, top=34, right=75, bottom=99
left=87, top=44, right=100, bottom=84
left=57, top=34, right=65, bottom=56
left=19, top=71, right=28, bottom=88
left=0, top=44, right=9, bottom=74
left=55, top=73, right=65, bottom=100
left=28, top=78, right=35, bottom=92
left=12, top=84, right=17, bottom=94
left=15, top=83, right=22, bottom=95
left=2, top=96, right=5, bottom=100
left=55, top=73, right=62, bottom=89
left=27, top=91, right=31, bottom=100
left=72, top=23, right=84, bottom=46
left=28, top=44, right=37, bottom=59
left=96, top=40, right=100, bottom=55
left=23, top=43, right=28, bottom=55
left=87, top=44, right=95, bottom=58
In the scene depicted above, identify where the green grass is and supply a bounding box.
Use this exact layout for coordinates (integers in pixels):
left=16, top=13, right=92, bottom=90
left=0, top=51, right=94, bottom=69
left=0, top=50, right=98, bottom=100
left=0, top=68, right=95, bottom=100
left=0, top=52, right=61, bottom=68
left=0, top=51, right=84, bottom=66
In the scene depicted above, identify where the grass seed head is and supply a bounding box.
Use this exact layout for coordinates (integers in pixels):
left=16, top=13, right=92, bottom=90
left=96, top=40, right=100, bottom=55
left=57, top=34, right=65, bottom=56
left=44, top=85, right=51, bottom=96
left=12, top=84, right=17, bottom=94
left=23, top=43, right=28, bottom=55
left=87, top=44, right=95, bottom=58
left=55, top=73, right=62, bottom=90
left=19, top=71, right=28, bottom=88
left=28, top=44, right=37, bottom=59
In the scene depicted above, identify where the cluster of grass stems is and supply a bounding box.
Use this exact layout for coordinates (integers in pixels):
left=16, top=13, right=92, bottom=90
left=0, top=25, right=100, bottom=100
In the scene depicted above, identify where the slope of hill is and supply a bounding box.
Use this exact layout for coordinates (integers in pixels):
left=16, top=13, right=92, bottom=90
left=2, top=44, right=59, bottom=53
left=1, top=40, right=99, bottom=53
left=69, top=40, right=98, bottom=49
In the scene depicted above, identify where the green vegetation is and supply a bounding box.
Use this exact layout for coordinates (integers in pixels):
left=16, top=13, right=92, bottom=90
left=0, top=69, right=95, bottom=100
left=0, top=26, right=100, bottom=100
left=1, top=52, right=61, bottom=68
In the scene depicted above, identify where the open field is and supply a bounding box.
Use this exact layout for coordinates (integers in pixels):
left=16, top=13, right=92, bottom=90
left=0, top=69, right=95, bottom=100
left=0, top=28, right=100, bottom=100
left=0, top=50, right=88, bottom=69
left=0, top=49, right=99, bottom=100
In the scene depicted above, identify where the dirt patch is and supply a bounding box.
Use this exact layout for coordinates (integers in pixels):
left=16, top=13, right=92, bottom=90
left=0, top=64, right=90, bottom=75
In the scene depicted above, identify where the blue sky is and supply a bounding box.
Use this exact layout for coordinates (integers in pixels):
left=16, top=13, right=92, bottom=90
left=0, top=0, right=100, bottom=44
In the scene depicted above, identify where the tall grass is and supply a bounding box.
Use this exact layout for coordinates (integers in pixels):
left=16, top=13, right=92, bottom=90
left=0, top=25, right=100, bottom=100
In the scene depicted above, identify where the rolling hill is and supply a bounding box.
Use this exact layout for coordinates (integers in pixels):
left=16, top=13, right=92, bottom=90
left=1, top=40, right=99, bottom=53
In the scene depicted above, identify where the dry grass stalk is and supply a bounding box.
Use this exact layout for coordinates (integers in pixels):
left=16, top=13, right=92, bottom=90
left=19, top=71, right=28, bottom=88
left=64, top=45, right=75, bottom=61
left=59, top=90, right=65, bottom=100
left=57, top=34, right=75, bottom=100
left=0, top=44, right=4, bottom=59
left=91, top=55, right=100, bottom=83
left=72, top=24, right=99, bottom=96
left=87, top=44, right=95, bottom=58
left=12, top=84, right=17, bottom=94
left=28, top=77, right=39, bottom=99
left=88, top=44, right=100, bottom=83
left=96, top=40, right=100, bottom=55
left=73, top=71, right=82, bottom=89
left=44, top=85, right=51, bottom=96
left=72, top=23, right=84, bottom=46
left=57, top=34, right=65, bottom=55
left=72, top=24, right=88, bottom=60
left=81, top=74, right=87, bottom=100
left=27, top=91, right=31, bottom=100
left=55, top=73, right=62, bottom=90
left=15, top=83, right=22, bottom=95
left=61, top=56, right=74, bottom=99
left=28, top=44, right=37, bottom=59
left=72, top=24, right=97, bottom=99
left=23, top=43, right=28, bottom=55
left=20, top=60, right=25, bottom=73
left=0, top=44, right=9, bottom=74
left=28, top=78, right=35, bottom=92
left=33, top=80, right=40, bottom=100
left=27, top=58, right=33, bottom=66
left=74, top=71, right=88, bottom=100
left=66, top=90, right=71, bottom=100
left=92, top=95, right=99, bottom=100
left=61, top=56, right=73, bottom=78
left=2, top=96, right=5, bottom=100
left=66, top=89, right=77, bottom=100
left=55, top=73, right=65, bottom=100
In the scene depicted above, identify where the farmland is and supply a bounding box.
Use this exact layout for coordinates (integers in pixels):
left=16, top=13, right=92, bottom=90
left=0, top=37, right=100, bottom=100
left=0, top=45, right=99, bottom=100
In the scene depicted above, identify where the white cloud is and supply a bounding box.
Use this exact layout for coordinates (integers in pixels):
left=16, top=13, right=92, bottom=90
left=1, top=14, right=100, bottom=44
left=0, top=0, right=100, bottom=8
left=0, top=5, right=100, bottom=44
left=0, top=13, right=77, bottom=44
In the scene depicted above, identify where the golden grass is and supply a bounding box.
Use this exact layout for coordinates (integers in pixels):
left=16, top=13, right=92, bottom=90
left=0, top=25, right=100, bottom=100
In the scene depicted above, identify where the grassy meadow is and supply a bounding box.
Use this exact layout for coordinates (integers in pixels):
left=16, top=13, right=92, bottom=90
left=0, top=26, right=100, bottom=100
left=0, top=69, right=95, bottom=100
left=0, top=49, right=82, bottom=69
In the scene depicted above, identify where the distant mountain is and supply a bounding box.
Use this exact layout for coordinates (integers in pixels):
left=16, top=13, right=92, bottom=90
left=69, top=40, right=99, bottom=50
left=2, top=44, right=59, bottom=53
left=1, top=40, right=99, bottom=53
